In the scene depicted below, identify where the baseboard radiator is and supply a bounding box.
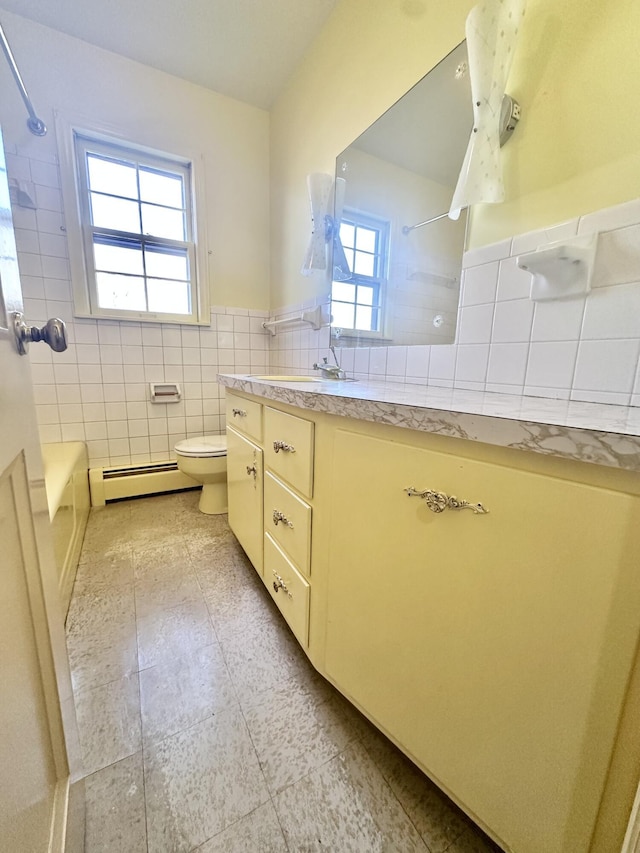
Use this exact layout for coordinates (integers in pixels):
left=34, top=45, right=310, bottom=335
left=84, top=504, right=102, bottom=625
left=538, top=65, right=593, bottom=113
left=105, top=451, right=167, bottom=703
left=89, top=460, right=199, bottom=506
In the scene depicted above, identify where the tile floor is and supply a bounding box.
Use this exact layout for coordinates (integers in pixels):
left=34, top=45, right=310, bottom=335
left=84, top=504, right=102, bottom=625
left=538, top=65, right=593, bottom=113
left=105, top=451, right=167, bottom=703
left=67, top=490, right=500, bottom=852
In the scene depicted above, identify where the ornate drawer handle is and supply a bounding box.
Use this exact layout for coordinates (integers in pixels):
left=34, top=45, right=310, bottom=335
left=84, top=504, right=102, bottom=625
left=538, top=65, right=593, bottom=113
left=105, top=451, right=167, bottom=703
left=246, top=464, right=257, bottom=479
left=273, top=509, right=294, bottom=528
left=232, top=408, right=247, bottom=417
left=272, top=570, right=293, bottom=598
left=405, top=486, right=488, bottom=515
left=273, top=440, right=296, bottom=454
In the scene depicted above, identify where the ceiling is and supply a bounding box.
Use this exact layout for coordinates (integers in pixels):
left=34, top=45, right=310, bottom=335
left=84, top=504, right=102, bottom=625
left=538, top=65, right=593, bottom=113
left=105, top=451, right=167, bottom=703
left=0, top=0, right=338, bottom=109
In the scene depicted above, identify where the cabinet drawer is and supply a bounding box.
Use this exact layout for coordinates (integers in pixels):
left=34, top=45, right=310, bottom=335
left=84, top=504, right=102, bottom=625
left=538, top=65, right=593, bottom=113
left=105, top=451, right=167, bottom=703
left=264, top=533, right=310, bottom=647
left=264, top=471, right=311, bottom=575
left=263, top=407, right=314, bottom=498
left=226, top=392, right=262, bottom=442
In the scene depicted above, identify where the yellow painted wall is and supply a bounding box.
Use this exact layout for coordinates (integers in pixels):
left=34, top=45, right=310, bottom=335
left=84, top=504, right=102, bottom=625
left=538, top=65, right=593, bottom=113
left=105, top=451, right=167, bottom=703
left=269, top=0, right=474, bottom=309
left=271, top=0, right=640, bottom=307
left=473, top=0, right=640, bottom=246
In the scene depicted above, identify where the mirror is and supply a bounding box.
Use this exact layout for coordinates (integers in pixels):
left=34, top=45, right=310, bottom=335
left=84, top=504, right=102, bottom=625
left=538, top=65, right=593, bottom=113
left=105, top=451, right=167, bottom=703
left=330, top=42, right=472, bottom=348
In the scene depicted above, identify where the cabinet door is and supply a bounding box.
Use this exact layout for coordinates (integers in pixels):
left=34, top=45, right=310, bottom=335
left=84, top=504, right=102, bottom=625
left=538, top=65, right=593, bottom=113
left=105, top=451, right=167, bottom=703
left=325, top=429, right=640, bottom=853
left=227, top=426, right=263, bottom=575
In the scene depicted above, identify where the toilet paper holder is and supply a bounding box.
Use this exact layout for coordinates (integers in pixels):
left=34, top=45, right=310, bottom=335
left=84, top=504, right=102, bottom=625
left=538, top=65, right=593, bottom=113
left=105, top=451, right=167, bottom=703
left=150, top=383, right=181, bottom=403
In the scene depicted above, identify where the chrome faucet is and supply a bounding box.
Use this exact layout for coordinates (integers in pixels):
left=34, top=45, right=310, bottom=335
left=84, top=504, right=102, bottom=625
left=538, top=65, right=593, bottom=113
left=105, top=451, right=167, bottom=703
left=313, top=346, right=347, bottom=380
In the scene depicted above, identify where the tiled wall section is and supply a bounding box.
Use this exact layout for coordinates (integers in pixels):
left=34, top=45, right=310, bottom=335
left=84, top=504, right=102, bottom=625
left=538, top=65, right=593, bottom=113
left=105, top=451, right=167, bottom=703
left=7, top=142, right=269, bottom=468
left=267, top=297, right=332, bottom=374
left=11, top=134, right=640, bottom=471
left=287, top=198, right=640, bottom=408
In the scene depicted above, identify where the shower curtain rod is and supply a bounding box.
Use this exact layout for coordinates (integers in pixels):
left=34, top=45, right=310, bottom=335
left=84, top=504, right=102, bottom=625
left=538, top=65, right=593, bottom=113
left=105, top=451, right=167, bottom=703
left=0, top=21, right=46, bottom=136
left=402, top=211, right=451, bottom=235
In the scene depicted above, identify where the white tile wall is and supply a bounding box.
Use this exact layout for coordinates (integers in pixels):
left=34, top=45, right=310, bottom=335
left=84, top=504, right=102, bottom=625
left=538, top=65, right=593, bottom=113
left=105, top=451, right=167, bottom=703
left=267, top=297, right=332, bottom=375
left=302, top=197, right=640, bottom=407
left=7, top=143, right=269, bottom=468
left=13, top=131, right=640, bottom=468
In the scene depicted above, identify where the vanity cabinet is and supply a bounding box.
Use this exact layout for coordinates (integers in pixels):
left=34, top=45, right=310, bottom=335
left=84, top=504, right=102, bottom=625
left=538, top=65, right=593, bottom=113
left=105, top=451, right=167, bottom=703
left=225, top=387, right=640, bottom=853
left=324, top=427, right=640, bottom=853
left=226, top=392, right=313, bottom=645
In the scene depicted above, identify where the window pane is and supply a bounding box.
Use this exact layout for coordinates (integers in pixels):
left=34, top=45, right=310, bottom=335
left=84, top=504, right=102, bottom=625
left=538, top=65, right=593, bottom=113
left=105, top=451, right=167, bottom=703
left=332, top=281, right=356, bottom=303
left=331, top=301, right=356, bottom=328
left=145, top=246, right=189, bottom=280
left=139, top=167, right=184, bottom=208
left=339, top=222, right=355, bottom=248
left=354, top=251, right=374, bottom=277
left=91, top=193, right=141, bottom=233
left=355, top=304, right=374, bottom=330
left=147, top=279, right=191, bottom=314
left=96, top=273, right=146, bottom=311
left=356, top=285, right=375, bottom=306
left=141, top=204, right=186, bottom=240
left=355, top=227, right=377, bottom=253
left=93, top=239, right=144, bottom=276
left=87, top=155, right=138, bottom=199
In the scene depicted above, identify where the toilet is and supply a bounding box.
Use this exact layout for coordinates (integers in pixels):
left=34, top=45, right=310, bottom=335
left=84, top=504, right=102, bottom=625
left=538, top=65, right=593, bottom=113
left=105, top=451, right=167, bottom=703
left=174, top=435, right=227, bottom=515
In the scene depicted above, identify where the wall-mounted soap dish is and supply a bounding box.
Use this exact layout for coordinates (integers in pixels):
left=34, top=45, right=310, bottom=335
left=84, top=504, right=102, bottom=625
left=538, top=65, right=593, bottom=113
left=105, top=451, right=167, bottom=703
left=517, top=233, right=597, bottom=301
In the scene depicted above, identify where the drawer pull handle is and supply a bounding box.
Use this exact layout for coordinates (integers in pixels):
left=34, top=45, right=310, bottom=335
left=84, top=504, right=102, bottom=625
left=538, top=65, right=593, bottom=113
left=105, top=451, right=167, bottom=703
left=273, top=509, right=294, bottom=528
left=246, top=464, right=257, bottom=480
left=272, top=571, right=293, bottom=598
left=405, top=487, right=488, bottom=515
left=273, top=440, right=296, bottom=454
left=232, top=408, right=247, bottom=417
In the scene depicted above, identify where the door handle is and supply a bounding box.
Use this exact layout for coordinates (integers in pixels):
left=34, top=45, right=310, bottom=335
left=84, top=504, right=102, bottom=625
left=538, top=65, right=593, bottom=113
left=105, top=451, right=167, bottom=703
left=12, top=312, right=68, bottom=355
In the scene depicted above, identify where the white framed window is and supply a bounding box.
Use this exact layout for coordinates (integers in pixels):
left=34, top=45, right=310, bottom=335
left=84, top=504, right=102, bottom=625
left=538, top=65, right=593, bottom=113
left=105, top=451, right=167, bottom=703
left=57, top=117, right=209, bottom=325
left=331, top=210, right=389, bottom=336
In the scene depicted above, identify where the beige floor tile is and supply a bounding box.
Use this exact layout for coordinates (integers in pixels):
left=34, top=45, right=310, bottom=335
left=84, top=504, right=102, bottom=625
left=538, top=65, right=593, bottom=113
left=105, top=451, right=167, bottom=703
left=144, top=709, right=270, bottom=853
left=220, top=616, right=322, bottom=704
left=139, top=642, right=238, bottom=745
left=137, top=596, right=215, bottom=670
left=84, top=753, right=146, bottom=852
left=195, top=554, right=253, bottom=600
left=196, top=801, right=288, bottom=852
left=132, top=540, right=192, bottom=575
left=243, top=684, right=366, bottom=794
left=362, top=725, right=471, bottom=853
left=203, top=571, right=279, bottom=639
left=66, top=589, right=137, bottom=691
left=75, top=673, right=142, bottom=776
left=274, top=740, right=428, bottom=852
left=134, top=565, right=203, bottom=619
left=73, top=552, right=134, bottom=596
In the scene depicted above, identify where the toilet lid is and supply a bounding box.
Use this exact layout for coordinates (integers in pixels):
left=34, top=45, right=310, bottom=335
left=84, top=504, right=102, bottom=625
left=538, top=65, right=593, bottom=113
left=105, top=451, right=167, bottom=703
left=174, top=435, right=227, bottom=457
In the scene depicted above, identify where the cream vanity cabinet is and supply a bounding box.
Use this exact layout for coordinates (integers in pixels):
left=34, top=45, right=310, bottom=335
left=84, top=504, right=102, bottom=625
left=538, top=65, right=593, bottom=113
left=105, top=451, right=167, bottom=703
left=226, top=392, right=313, bottom=647
left=225, top=389, right=640, bottom=853
left=226, top=393, right=264, bottom=574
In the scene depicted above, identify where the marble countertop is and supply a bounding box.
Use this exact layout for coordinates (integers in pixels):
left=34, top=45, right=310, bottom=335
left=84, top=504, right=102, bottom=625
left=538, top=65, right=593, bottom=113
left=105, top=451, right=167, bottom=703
left=218, top=374, right=640, bottom=473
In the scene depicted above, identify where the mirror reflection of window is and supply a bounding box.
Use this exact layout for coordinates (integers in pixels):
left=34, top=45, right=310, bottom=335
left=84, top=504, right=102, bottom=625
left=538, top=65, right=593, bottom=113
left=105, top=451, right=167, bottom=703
left=331, top=211, right=389, bottom=335
left=330, top=41, right=471, bottom=348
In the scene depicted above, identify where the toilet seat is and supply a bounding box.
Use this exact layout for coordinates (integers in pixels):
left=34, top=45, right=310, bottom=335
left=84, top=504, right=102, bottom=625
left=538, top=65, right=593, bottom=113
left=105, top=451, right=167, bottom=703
left=174, top=435, right=227, bottom=458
